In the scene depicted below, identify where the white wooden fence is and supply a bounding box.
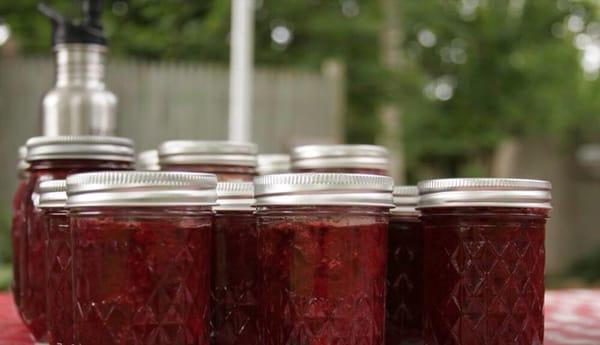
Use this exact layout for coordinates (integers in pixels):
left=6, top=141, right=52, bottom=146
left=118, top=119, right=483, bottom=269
left=0, top=56, right=345, bottom=208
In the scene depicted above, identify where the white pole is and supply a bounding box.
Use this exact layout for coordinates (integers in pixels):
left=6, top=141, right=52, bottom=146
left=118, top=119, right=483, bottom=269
left=228, top=0, right=255, bottom=142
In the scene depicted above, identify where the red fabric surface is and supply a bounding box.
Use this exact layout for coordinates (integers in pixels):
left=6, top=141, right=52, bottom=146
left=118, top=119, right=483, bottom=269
left=0, top=290, right=598, bottom=344
left=0, top=294, right=32, bottom=345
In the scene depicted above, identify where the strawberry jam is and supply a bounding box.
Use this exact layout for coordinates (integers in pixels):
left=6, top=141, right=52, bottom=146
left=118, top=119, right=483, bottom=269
left=418, top=178, right=551, bottom=345
left=386, top=186, right=423, bottom=345
left=71, top=207, right=213, bottom=345
left=22, top=159, right=132, bottom=340
left=212, top=211, right=257, bottom=345
left=67, top=171, right=218, bottom=345
left=211, top=182, right=257, bottom=345
left=257, top=206, right=389, bottom=345
left=11, top=146, right=28, bottom=311
left=19, top=135, right=135, bottom=341
left=254, top=173, right=394, bottom=345
left=387, top=217, right=423, bottom=345
left=38, top=179, right=70, bottom=345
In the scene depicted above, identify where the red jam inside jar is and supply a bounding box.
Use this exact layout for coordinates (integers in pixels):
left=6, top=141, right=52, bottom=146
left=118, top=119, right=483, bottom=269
left=211, top=210, right=258, bottom=345
left=422, top=207, right=549, bottom=345
left=43, top=207, right=70, bottom=345
left=71, top=207, right=213, bottom=345
left=20, top=159, right=132, bottom=340
left=257, top=206, right=389, bottom=345
left=386, top=215, right=423, bottom=345
left=11, top=179, right=28, bottom=311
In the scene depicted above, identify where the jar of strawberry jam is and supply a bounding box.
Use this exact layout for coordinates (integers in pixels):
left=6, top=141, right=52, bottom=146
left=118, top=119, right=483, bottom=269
left=67, top=171, right=217, bottom=345
left=291, top=144, right=390, bottom=175
left=254, top=173, right=394, bottom=345
left=20, top=136, right=135, bottom=340
left=211, top=182, right=257, bottom=345
left=11, top=145, right=29, bottom=311
left=38, top=179, right=71, bottom=345
left=418, top=178, right=552, bottom=345
left=386, top=186, right=423, bottom=345
left=158, top=140, right=257, bottom=181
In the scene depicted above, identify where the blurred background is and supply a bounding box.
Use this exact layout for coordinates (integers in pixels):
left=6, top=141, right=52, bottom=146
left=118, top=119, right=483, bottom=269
left=0, top=0, right=599, bottom=289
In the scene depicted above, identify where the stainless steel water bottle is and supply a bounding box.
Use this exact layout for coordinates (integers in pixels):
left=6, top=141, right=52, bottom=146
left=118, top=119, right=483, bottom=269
left=39, top=0, right=117, bottom=136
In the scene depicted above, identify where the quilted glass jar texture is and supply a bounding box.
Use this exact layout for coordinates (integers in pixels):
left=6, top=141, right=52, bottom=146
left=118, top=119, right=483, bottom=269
left=418, top=178, right=551, bottom=345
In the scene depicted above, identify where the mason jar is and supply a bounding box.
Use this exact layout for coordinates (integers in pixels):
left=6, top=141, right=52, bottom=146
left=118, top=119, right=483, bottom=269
left=158, top=140, right=257, bottom=181
left=418, top=178, right=552, bottom=345
left=386, top=186, right=424, bottom=345
left=255, top=173, right=393, bottom=345
left=67, top=171, right=217, bottom=345
left=20, top=136, right=135, bottom=340
left=257, top=154, right=290, bottom=175
left=211, top=182, right=257, bottom=345
left=11, top=145, right=29, bottom=311
left=291, top=144, right=390, bottom=176
left=38, top=180, right=70, bottom=345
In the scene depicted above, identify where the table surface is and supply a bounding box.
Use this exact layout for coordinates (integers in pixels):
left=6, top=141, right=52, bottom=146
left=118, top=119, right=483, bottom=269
left=1, top=290, right=598, bottom=345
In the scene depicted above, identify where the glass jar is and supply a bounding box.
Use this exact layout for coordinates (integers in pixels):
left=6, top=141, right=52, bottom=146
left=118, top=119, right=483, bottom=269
left=211, top=182, right=257, bottom=345
left=136, top=149, right=160, bottom=170
left=291, top=144, right=390, bottom=176
left=20, top=136, right=135, bottom=340
left=67, top=171, right=218, bottom=345
left=38, top=180, right=70, bottom=345
left=11, top=145, right=29, bottom=311
left=159, top=140, right=257, bottom=181
left=418, top=178, right=552, bottom=345
left=386, top=186, right=423, bottom=345
left=257, top=154, right=290, bottom=175
left=254, top=173, right=393, bottom=345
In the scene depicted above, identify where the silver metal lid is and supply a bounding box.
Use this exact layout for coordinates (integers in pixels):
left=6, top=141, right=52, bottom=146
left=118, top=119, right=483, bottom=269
left=136, top=150, right=160, bottom=171
left=254, top=173, right=394, bottom=207
left=18, top=146, right=29, bottom=173
left=391, top=186, right=420, bottom=216
left=215, top=182, right=255, bottom=211
left=418, top=178, right=552, bottom=209
left=257, top=154, right=291, bottom=175
left=26, top=136, right=135, bottom=162
left=291, top=144, right=390, bottom=171
left=158, top=140, right=258, bottom=167
left=67, top=171, right=217, bottom=207
left=38, top=179, right=67, bottom=208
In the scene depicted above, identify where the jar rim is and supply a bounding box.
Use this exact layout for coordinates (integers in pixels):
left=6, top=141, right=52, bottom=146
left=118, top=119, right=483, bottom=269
left=291, top=144, right=390, bottom=171
left=67, top=171, right=218, bottom=207
left=257, top=154, right=290, bottom=175
left=136, top=149, right=160, bottom=171
left=417, top=178, right=552, bottom=209
left=26, top=136, right=135, bottom=162
left=158, top=140, right=258, bottom=167
left=391, top=185, right=419, bottom=215
left=214, top=182, right=255, bottom=210
left=254, top=173, right=394, bottom=207
left=38, top=179, right=67, bottom=208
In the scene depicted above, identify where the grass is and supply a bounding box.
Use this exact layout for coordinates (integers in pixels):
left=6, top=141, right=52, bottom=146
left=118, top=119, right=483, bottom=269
left=0, top=264, right=11, bottom=291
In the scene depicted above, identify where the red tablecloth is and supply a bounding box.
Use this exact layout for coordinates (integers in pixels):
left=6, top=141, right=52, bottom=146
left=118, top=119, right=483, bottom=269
left=0, top=290, right=598, bottom=345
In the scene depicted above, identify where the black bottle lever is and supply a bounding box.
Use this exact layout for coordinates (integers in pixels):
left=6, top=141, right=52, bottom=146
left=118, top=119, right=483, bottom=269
left=38, top=1, right=106, bottom=46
